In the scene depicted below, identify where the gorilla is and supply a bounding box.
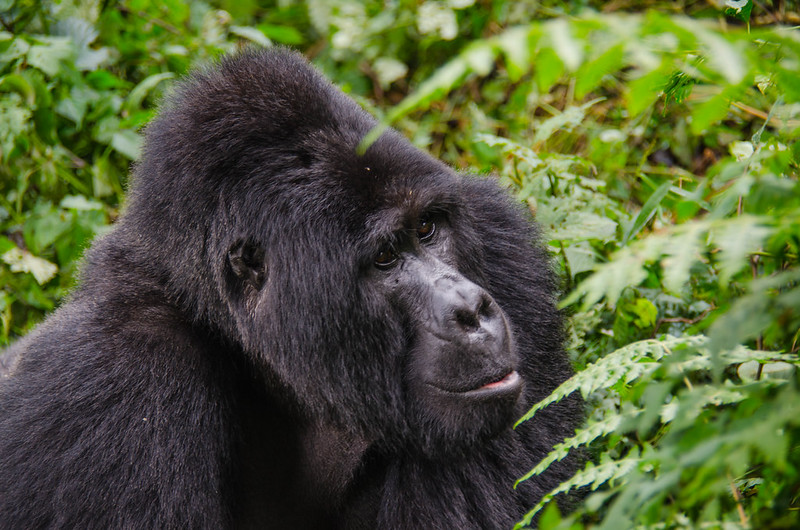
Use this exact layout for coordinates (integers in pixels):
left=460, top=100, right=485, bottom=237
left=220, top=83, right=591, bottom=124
left=0, top=48, right=581, bottom=528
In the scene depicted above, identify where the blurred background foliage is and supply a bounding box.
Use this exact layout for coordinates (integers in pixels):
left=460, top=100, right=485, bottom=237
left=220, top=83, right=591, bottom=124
left=1, top=0, right=799, bottom=527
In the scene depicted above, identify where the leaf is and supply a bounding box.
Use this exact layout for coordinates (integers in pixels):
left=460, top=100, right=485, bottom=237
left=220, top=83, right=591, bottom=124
left=575, top=43, right=625, bottom=99
left=661, top=223, right=704, bottom=294
left=516, top=411, right=635, bottom=487
left=24, top=207, right=71, bottom=254
left=546, top=18, right=583, bottom=72
left=563, top=242, right=599, bottom=276
left=738, top=360, right=796, bottom=382
left=497, top=26, right=532, bottom=82
left=0, top=73, right=35, bottom=105
left=515, top=337, right=682, bottom=427
left=622, top=181, right=671, bottom=244
left=54, top=17, right=110, bottom=71
left=0, top=93, right=32, bottom=160
left=55, top=85, right=96, bottom=128
left=258, top=24, right=304, bottom=45
left=533, top=99, right=600, bottom=145
left=724, top=0, right=753, bottom=23
left=27, top=37, right=73, bottom=77
left=515, top=451, right=642, bottom=528
left=534, top=46, right=564, bottom=94
left=387, top=57, right=470, bottom=122
left=2, top=247, right=58, bottom=285
left=125, top=72, right=175, bottom=111
left=0, top=37, right=30, bottom=65
left=305, top=0, right=331, bottom=35
left=711, top=215, right=770, bottom=284
left=690, top=88, right=735, bottom=134
left=60, top=195, right=104, bottom=211
left=561, top=246, right=647, bottom=309
left=463, top=43, right=494, bottom=76
left=551, top=211, right=617, bottom=242
left=373, top=58, right=408, bottom=87
left=111, top=130, right=143, bottom=160
left=626, top=68, right=669, bottom=116
left=678, top=18, right=746, bottom=84
left=229, top=25, right=272, bottom=47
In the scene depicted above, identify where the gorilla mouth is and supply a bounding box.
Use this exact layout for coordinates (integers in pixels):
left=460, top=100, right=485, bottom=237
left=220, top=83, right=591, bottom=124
left=466, top=370, right=522, bottom=398
left=478, top=371, right=520, bottom=391
left=432, top=371, right=522, bottom=400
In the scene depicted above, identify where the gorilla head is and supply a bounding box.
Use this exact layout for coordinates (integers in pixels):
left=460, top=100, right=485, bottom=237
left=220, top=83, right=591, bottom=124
left=0, top=48, right=580, bottom=528
left=129, top=49, right=530, bottom=456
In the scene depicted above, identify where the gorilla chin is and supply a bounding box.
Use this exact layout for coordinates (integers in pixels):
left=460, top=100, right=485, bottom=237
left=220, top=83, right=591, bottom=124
left=0, top=47, right=583, bottom=528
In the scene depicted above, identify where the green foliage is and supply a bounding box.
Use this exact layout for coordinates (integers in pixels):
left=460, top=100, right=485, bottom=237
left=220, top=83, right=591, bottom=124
left=470, top=7, right=800, bottom=529
left=2, top=0, right=799, bottom=527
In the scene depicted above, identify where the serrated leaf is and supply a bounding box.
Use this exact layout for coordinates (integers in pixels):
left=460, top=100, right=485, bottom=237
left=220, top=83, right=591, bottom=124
left=712, top=215, right=770, bottom=284
left=516, top=338, right=681, bottom=426
left=515, top=451, right=642, bottom=528
left=54, top=17, right=109, bottom=71
left=516, top=411, right=635, bottom=487
left=661, top=223, right=703, bottom=294
left=561, top=247, right=648, bottom=308
left=563, top=242, right=599, bottom=276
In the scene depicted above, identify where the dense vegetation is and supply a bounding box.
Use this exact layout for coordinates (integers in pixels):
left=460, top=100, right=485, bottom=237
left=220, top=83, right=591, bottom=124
left=1, top=0, right=798, bottom=527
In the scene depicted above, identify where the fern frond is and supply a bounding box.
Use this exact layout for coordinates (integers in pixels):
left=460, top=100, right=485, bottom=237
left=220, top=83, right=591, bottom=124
left=514, top=450, right=643, bottom=529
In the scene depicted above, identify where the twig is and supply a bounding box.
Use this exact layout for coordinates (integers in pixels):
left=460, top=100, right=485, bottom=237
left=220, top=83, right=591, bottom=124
left=728, top=473, right=749, bottom=527
left=652, top=306, right=714, bottom=336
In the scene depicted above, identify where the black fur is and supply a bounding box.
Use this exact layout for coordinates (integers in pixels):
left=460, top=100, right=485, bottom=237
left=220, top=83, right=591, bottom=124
left=0, top=48, right=581, bottom=528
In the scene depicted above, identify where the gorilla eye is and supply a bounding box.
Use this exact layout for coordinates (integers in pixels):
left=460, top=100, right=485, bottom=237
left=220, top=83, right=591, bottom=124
left=418, top=218, right=435, bottom=242
left=375, top=246, right=399, bottom=269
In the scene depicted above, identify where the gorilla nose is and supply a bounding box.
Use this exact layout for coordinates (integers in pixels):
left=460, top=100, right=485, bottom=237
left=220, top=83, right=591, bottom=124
left=453, top=291, right=493, bottom=332
left=434, top=276, right=501, bottom=339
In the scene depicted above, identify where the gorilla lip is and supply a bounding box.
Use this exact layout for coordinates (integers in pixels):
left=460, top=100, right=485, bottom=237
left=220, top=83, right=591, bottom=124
left=436, top=370, right=522, bottom=400
left=478, top=370, right=520, bottom=391
left=463, top=371, right=522, bottom=400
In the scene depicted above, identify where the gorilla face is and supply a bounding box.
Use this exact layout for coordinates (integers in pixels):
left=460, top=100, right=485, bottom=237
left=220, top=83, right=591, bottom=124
left=366, top=206, right=523, bottom=450
left=224, top=155, right=524, bottom=454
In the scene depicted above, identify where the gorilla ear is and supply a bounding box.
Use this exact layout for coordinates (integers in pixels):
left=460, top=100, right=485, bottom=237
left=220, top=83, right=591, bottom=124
left=228, top=240, right=267, bottom=290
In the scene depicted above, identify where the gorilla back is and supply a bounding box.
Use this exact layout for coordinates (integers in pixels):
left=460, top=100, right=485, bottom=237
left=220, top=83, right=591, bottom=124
left=0, top=49, right=582, bottom=528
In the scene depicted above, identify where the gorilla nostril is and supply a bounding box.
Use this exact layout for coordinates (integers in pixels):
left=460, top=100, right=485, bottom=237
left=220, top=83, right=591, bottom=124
left=477, top=296, right=494, bottom=318
left=455, top=308, right=480, bottom=331
left=453, top=292, right=496, bottom=332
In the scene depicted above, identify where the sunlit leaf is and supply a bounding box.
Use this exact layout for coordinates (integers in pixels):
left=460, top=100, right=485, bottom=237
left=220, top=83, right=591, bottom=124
left=2, top=247, right=58, bottom=285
